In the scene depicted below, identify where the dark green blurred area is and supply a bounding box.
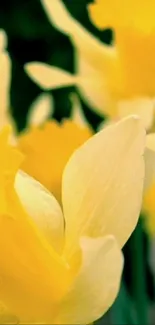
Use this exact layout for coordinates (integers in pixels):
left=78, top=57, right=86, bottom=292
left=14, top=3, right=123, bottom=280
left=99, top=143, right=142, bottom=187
left=1, top=1, right=155, bottom=324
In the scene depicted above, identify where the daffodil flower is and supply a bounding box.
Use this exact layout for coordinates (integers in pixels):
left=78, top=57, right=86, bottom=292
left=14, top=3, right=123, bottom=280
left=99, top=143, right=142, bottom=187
left=18, top=120, right=92, bottom=202
left=25, top=0, right=155, bottom=131
left=17, top=116, right=155, bottom=236
left=25, top=0, right=120, bottom=119
left=0, top=115, right=145, bottom=324
left=23, top=0, right=155, bottom=237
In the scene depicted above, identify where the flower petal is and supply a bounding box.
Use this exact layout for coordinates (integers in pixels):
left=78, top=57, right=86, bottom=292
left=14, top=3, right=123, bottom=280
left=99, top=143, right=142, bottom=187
left=0, top=128, right=71, bottom=323
left=144, top=134, right=155, bottom=191
left=41, top=0, right=113, bottom=66
left=25, top=0, right=121, bottom=116
left=70, top=93, right=90, bottom=128
left=40, top=0, right=120, bottom=115
left=18, top=121, right=92, bottom=203
left=27, top=93, right=54, bottom=127
left=143, top=183, right=155, bottom=236
left=25, top=62, right=75, bottom=89
left=0, top=187, right=70, bottom=323
left=76, top=55, right=111, bottom=115
left=88, top=0, right=155, bottom=32
left=56, top=236, right=123, bottom=324
left=0, top=302, right=18, bottom=324
left=118, top=97, right=155, bottom=131
left=15, top=170, right=64, bottom=253
left=62, top=116, right=145, bottom=257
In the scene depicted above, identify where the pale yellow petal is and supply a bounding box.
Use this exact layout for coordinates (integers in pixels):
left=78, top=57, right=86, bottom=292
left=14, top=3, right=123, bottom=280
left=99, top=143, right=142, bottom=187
left=18, top=120, right=92, bottom=203
left=41, top=0, right=121, bottom=115
left=146, top=133, right=155, bottom=151
left=76, top=54, right=109, bottom=115
left=70, top=93, right=90, bottom=128
left=56, top=236, right=123, bottom=324
left=27, top=93, right=54, bottom=127
left=37, top=0, right=122, bottom=116
left=14, top=170, right=64, bottom=253
left=118, top=97, right=155, bottom=131
left=62, top=116, right=145, bottom=258
left=41, top=0, right=115, bottom=66
left=144, top=133, right=155, bottom=191
left=25, top=62, right=76, bottom=89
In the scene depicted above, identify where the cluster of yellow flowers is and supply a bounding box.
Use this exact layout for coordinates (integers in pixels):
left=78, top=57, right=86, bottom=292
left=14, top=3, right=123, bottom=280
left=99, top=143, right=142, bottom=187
left=26, top=0, right=155, bottom=235
left=0, top=0, right=155, bottom=323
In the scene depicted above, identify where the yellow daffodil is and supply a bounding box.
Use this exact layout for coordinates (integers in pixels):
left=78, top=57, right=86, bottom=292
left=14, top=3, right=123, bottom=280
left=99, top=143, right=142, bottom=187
left=18, top=115, right=155, bottom=236
left=25, top=0, right=155, bottom=131
left=18, top=120, right=92, bottom=203
left=0, top=29, right=93, bottom=207
left=0, top=115, right=146, bottom=324
left=24, top=0, right=120, bottom=119
left=23, top=0, right=155, bottom=237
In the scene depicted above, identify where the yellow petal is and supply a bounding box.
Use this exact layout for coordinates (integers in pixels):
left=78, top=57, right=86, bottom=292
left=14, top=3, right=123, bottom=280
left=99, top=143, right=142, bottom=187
left=0, top=302, right=18, bottom=324
left=62, top=116, right=145, bottom=258
left=25, top=62, right=75, bottom=89
left=41, top=0, right=114, bottom=67
left=0, top=188, right=70, bottom=323
left=115, top=30, right=155, bottom=98
left=88, top=0, right=155, bottom=102
left=56, top=236, right=123, bottom=324
left=118, top=97, right=155, bottom=131
left=0, top=125, right=23, bottom=214
left=88, top=0, right=155, bottom=32
left=18, top=121, right=92, bottom=203
left=0, top=127, right=71, bottom=323
left=76, top=55, right=110, bottom=115
left=27, top=93, right=54, bottom=127
left=15, top=170, right=64, bottom=253
left=41, top=0, right=121, bottom=116
left=144, top=134, right=155, bottom=191
left=146, top=133, right=155, bottom=151
left=70, top=93, right=90, bottom=128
